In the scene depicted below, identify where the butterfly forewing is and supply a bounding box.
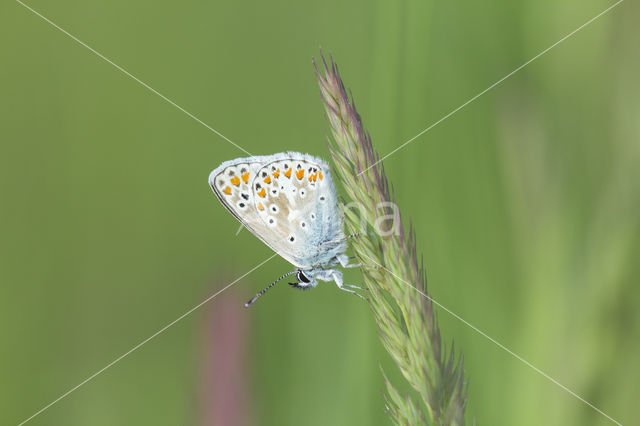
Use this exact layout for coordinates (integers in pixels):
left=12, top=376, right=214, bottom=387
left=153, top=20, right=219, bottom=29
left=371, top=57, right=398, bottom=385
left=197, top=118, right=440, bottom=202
left=209, top=160, right=280, bottom=247
left=210, top=153, right=345, bottom=269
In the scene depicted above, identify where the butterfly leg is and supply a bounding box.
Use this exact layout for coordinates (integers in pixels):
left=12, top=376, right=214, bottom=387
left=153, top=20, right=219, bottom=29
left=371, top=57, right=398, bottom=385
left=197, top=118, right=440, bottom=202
left=336, top=254, right=360, bottom=268
left=343, top=284, right=364, bottom=290
left=336, top=254, right=381, bottom=270
left=329, top=269, right=367, bottom=301
left=340, top=287, right=366, bottom=300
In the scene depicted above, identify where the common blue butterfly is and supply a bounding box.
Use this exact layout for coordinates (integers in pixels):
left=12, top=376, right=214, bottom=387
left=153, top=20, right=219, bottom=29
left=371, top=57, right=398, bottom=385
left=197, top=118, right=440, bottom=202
left=209, top=152, right=364, bottom=306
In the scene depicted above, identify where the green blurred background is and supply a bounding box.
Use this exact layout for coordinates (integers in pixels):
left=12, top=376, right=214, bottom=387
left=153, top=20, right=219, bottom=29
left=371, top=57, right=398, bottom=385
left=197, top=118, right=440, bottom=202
left=2, top=0, right=638, bottom=424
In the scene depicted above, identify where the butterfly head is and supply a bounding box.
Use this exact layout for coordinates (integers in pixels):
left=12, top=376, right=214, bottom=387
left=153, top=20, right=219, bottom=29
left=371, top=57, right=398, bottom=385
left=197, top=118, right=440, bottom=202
left=297, top=270, right=311, bottom=283
left=289, top=269, right=317, bottom=290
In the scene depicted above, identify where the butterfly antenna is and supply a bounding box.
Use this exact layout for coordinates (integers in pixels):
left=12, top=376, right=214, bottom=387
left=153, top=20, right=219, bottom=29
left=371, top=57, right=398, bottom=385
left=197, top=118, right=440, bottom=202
left=245, top=271, right=297, bottom=308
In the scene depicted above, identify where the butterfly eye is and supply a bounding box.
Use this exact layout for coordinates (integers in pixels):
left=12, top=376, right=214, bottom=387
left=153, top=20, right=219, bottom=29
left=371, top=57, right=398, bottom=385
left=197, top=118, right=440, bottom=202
left=296, top=270, right=310, bottom=283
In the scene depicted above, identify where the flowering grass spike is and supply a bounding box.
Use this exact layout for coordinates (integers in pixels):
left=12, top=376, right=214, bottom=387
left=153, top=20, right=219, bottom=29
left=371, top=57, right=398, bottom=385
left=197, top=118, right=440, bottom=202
left=315, top=54, right=467, bottom=425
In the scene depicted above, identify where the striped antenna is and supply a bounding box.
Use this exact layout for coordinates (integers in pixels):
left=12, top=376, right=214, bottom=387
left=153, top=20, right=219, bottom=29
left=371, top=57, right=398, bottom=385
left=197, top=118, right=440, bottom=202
left=245, top=270, right=297, bottom=307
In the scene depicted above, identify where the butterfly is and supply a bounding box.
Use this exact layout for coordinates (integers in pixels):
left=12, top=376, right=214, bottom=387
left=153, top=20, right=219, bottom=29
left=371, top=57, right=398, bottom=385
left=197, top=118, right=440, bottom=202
left=209, top=152, right=364, bottom=306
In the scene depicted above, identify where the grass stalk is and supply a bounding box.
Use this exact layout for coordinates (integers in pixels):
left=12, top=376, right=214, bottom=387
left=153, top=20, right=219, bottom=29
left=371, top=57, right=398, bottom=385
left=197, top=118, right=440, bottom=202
left=314, top=54, right=467, bottom=425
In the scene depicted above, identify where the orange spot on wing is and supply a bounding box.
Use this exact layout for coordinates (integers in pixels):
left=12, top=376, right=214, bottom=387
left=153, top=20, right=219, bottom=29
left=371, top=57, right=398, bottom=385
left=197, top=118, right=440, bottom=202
left=308, top=173, right=317, bottom=182
left=318, top=171, right=323, bottom=180
left=284, top=168, right=292, bottom=178
left=264, top=176, right=271, bottom=184
left=296, top=169, right=305, bottom=180
left=257, top=202, right=264, bottom=210
left=257, top=188, right=266, bottom=198
left=223, top=186, right=232, bottom=195
left=230, top=176, right=240, bottom=186
left=272, top=169, right=280, bottom=178
left=241, top=172, right=250, bottom=183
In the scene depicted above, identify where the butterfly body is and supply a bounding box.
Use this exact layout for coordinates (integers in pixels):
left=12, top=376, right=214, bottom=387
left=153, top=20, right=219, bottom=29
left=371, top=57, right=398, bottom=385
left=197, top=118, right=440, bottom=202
left=209, top=152, right=362, bottom=305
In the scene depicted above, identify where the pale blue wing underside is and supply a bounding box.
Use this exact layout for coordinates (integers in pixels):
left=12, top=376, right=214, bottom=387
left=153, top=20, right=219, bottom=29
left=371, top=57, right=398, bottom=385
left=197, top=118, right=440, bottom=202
left=210, top=152, right=346, bottom=269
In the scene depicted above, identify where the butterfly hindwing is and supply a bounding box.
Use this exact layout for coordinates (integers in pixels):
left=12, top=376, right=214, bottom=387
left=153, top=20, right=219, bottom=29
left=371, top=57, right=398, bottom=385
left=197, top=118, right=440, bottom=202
left=251, top=154, right=344, bottom=268
left=210, top=153, right=345, bottom=269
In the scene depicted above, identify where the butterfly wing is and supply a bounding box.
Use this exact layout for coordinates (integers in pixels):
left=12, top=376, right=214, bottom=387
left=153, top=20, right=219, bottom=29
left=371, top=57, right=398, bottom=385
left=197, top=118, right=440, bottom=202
left=250, top=153, right=346, bottom=268
left=210, top=153, right=346, bottom=269
left=209, top=158, right=274, bottom=248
